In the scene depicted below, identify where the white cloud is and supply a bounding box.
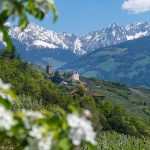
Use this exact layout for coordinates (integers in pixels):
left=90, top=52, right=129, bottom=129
left=122, top=0, right=150, bottom=14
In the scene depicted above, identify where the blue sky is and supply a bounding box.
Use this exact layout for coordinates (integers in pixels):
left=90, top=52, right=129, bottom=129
left=29, top=0, right=150, bottom=36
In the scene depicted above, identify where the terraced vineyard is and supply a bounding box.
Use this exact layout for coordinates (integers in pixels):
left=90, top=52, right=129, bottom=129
left=81, top=77, right=150, bottom=119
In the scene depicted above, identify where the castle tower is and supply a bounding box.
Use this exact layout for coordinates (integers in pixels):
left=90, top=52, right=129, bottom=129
left=46, top=64, right=53, bottom=76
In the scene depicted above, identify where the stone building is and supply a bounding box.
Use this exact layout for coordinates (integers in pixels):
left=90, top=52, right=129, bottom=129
left=67, top=71, right=80, bottom=81
left=46, top=64, right=54, bottom=77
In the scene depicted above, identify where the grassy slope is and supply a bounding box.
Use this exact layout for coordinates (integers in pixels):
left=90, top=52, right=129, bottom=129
left=81, top=77, right=150, bottom=119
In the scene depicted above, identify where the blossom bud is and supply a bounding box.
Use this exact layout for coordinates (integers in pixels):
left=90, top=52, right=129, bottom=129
left=83, top=110, right=91, bottom=118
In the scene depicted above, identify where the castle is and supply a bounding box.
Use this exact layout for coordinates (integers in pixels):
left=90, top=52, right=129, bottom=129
left=67, top=71, right=80, bottom=81
left=46, top=64, right=80, bottom=82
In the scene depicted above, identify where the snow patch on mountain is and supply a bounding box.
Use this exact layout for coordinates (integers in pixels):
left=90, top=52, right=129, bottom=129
left=81, top=22, right=150, bottom=52
left=112, top=30, right=116, bottom=36
left=3, top=22, right=150, bottom=56
left=126, top=31, right=148, bottom=40
left=32, top=40, right=58, bottom=49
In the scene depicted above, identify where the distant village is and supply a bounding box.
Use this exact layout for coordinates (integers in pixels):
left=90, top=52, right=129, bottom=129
left=46, top=64, right=106, bottom=100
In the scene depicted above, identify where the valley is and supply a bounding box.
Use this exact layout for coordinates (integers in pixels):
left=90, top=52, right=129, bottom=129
left=1, top=22, right=150, bottom=88
left=0, top=51, right=150, bottom=149
left=62, top=36, right=150, bottom=88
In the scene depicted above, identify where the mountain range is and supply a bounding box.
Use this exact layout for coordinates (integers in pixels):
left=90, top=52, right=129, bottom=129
left=1, top=22, right=150, bottom=87
left=1, top=22, right=150, bottom=56
left=61, top=36, right=150, bottom=87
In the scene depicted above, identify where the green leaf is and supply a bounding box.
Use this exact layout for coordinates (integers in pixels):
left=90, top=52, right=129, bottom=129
left=49, top=3, right=58, bottom=23
left=0, top=0, right=58, bottom=52
left=19, top=14, right=29, bottom=31
left=0, top=97, right=11, bottom=109
left=1, top=26, right=14, bottom=52
left=59, top=138, right=71, bottom=150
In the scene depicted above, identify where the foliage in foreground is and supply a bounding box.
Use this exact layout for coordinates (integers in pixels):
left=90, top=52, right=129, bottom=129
left=0, top=0, right=58, bottom=52
left=0, top=79, right=96, bottom=150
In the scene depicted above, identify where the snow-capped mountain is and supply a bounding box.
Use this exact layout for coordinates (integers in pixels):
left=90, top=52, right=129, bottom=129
left=8, top=24, right=80, bottom=52
left=80, top=22, right=150, bottom=52
left=61, top=36, right=150, bottom=87
left=2, top=22, right=150, bottom=56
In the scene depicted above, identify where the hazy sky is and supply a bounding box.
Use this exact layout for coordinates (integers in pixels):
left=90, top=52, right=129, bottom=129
left=28, top=0, right=150, bottom=36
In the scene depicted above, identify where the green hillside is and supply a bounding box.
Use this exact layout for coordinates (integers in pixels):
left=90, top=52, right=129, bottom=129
left=61, top=36, right=150, bottom=88
left=0, top=55, right=150, bottom=139
left=81, top=77, right=150, bottom=120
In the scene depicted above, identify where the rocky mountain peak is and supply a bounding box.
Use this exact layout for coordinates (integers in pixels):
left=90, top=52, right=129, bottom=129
left=1, top=22, right=150, bottom=55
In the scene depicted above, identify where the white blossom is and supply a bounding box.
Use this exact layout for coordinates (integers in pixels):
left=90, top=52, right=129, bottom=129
left=0, top=79, right=14, bottom=102
left=29, top=125, right=53, bottom=150
left=67, top=112, right=96, bottom=146
left=29, top=125, right=45, bottom=139
left=67, top=112, right=81, bottom=128
left=38, top=132, right=53, bottom=150
left=69, top=128, right=83, bottom=145
left=83, top=109, right=91, bottom=118
left=0, top=105, right=16, bottom=130
left=0, top=79, right=10, bottom=90
left=22, top=110, right=44, bottom=129
left=0, top=91, right=13, bottom=102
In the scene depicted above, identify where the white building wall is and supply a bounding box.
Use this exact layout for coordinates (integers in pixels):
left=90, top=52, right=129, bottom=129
left=72, top=73, right=79, bottom=81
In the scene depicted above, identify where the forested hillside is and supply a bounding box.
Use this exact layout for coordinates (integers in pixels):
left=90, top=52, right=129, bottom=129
left=0, top=55, right=150, bottom=139
left=61, top=36, right=150, bottom=88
